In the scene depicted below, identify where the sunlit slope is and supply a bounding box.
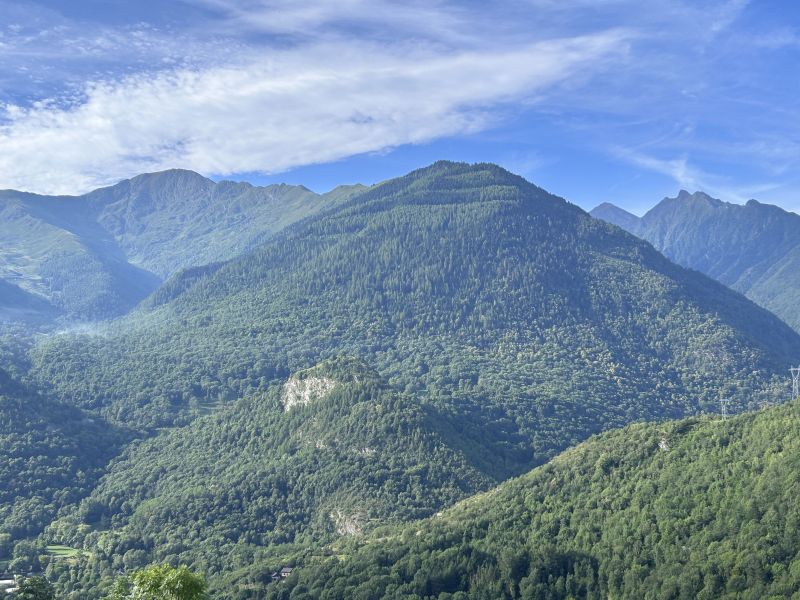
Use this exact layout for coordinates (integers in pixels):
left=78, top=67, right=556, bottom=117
left=272, top=399, right=800, bottom=599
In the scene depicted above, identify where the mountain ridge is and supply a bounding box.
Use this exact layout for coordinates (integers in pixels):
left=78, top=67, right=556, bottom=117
left=267, top=398, right=800, bottom=599
left=31, top=161, right=800, bottom=433
left=0, top=169, right=355, bottom=321
left=590, top=192, right=800, bottom=331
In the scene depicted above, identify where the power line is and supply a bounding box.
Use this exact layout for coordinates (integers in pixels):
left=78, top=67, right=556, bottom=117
left=791, top=366, right=800, bottom=401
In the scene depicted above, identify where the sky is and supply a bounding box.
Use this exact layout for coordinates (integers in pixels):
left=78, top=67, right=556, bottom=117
left=0, top=0, right=798, bottom=214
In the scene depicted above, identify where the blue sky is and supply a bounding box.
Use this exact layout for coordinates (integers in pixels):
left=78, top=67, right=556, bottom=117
left=0, top=0, right=798, bottom=214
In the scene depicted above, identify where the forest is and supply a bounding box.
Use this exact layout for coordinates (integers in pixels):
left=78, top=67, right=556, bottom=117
left=0, top=162, right=798, bottom=598
left=267, top=399, right=800, bottom=599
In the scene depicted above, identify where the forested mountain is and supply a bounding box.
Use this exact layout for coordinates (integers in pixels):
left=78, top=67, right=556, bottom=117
left=0, top=280, right=56, bottom=323
left=271, top=398, right=800, bottom=599
left=38, top=358, right=495, bottom=597
left=590, top=191, right=800, bottom=332
left=30, top=161, right=799, bottom=439
left=0, top=368, right=127, bottom=544
left=8, top=162, right=800, bottom=599
left=0, top=170, right=351, bottom=320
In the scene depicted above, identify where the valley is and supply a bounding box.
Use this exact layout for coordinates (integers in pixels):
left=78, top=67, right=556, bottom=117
left=1, top=162, right=798, bottom=598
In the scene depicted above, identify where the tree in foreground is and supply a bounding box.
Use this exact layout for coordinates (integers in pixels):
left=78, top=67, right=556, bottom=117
left=15, top=576, right=55, bottom=600
left=107, top=564, right=206, bottom=600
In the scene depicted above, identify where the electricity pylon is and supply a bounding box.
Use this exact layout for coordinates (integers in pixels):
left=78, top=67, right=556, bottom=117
left=719, top=398, right=731, bottom=420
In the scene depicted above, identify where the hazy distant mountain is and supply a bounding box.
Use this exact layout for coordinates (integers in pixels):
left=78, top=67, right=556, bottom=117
left=589, top=201, right=641, bottom=232
left=0, top=279, right=56, bottom=322
left=0, top=170, right=355, bottom=321
left=0, top=190, right=160, bottom=320
left=590, top=191, right=800, bottom=331
left=83, top=169, right=358, bottom=277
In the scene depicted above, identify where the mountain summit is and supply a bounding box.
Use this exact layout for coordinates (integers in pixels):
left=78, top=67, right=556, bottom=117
left=591, top=192, right=800, bottom=331
left=35, top=161, right=800, bottom=434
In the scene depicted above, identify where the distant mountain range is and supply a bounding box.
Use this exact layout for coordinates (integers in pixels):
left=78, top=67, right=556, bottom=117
left=591, top=191, right=800, bottom=332
left=0, top=170, right=361, bottom=320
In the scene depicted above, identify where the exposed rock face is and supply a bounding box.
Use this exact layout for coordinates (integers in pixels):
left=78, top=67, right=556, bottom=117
left=282, top=375, right=337, bottom=411
left=330, top=509, right=365, bottom=536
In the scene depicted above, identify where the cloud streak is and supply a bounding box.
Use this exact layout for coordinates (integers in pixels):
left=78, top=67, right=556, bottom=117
left=0, top=31, right=629, bottom=194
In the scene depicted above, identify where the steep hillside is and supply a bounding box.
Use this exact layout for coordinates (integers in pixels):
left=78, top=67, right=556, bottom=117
left=0, top=280, right=56, bottom=323
left=270, top=399, right=800, bottom=599
left=0, top=170, right=350, bottom=320
left=0, top=369, right=128, bottom=543
left=31, top=162, right=800, bottom=450
left=591, top=192, right=800, bottom=332
left=40, top=358, right=493, bottom=597
left=0, top=190, right=160, bottom=320
left=82, top=170, right=349, bottom=277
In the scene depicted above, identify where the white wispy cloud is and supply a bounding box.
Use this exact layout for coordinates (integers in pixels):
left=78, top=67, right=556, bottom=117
left=0, top=0, right=795, bottom=207
left=0, top=30, right=629, bottom=194
left=193, top=0, right=470, bottom=41
left=614, top=147, right=785, bottom=204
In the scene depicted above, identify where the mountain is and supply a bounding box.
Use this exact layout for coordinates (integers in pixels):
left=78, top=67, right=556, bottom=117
left=14, top=161, right=800, bottom=597
left=0, top=280, right=56, bottom=323
left=0, top=170, right=351, bottom=321
left=30, top=161, right=799, bottom=438
left=0, top=190, right=160, bottom=320
left=590, top=191, right=800, bottom=332
left=269, top=398, right=800, bottom=599
left=81, top=170, right=349, bottom=278
left=589, top=201, right=640, bottom=232
left=39, top=358, right=495, bottom=597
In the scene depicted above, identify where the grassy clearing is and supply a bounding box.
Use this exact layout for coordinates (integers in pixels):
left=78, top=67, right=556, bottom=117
left=46, top=545, right=80, bottom=558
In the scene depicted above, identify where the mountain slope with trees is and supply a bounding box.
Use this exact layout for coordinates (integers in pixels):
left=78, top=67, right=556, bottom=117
left=591, top=191, right=800, bottom=332
left=0, top=368, right=128, bottom=544
left=35, top=358, right=494, bottom=597
left=31, top=162, right=800, bottom=443
left=0, top=280, right=56, bottom=324
left=270, top=398, right=800, bottom=599
left=8, top=162, right=800, bottom=598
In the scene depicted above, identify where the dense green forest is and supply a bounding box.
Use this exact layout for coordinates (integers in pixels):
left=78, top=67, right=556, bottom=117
left=0, top=366, right=127, bottom=547
left=268, top=398, right=800, bottom=599
left=36, top=358, right=495, bottom=597
left=591, top=191, right=800, bottom=332
left=2, top=162, right=799, bottom=598
left=31, top=162, right=799, bottom=434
